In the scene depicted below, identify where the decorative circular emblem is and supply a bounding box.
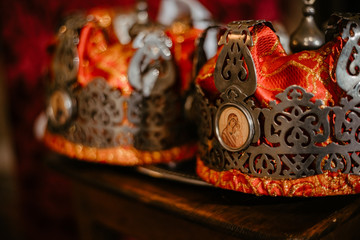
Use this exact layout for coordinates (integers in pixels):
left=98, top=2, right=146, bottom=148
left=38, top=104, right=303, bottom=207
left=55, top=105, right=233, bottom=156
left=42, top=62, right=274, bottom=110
left=215, top=103, right=253, bottom=151
left=47, top=90, right=74, bottom=127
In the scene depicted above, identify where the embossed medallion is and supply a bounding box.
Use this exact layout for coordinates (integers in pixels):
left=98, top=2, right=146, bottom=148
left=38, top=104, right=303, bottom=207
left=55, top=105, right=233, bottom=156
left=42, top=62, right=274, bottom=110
left=216, top=104, right=252, bottom=151
left=47, top=90, right=74, bottom=127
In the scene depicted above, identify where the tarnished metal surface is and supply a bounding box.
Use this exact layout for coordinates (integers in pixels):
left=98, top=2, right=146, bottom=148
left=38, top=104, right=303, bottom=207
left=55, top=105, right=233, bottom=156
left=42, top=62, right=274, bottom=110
left=126, top=28, right=184, bottom=151
left=48, top=72, right=185, bottom=150
left=336, top=19, right=360, bottom=96
left=193, top=25, right=221, bottom=78
left=52, top=14, right=87, bottom=85
left=196, top=85, right=360, bottom=179
left=214, top=20, right=268, bottom=96
left=52, top=78, right=137, bottom=148
left=128, top=88, right=183, bottom=151
left=290, top=0, right=324, bottom=53
left=113, top=13, right=137, bottom=45
left=128, top=30, right=175, bottom=97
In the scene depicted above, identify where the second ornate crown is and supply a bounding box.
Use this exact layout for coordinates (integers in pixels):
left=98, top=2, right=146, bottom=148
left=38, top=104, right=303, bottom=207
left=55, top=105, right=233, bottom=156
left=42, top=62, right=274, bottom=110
left=43, top=7, right=202, bottom=165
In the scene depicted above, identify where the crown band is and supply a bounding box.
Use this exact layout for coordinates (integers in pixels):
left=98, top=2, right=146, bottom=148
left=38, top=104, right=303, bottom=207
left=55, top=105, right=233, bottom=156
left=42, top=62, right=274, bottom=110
left=196, top=84, right=360, bottom=180
left=47, top=72, right=188, bottom=152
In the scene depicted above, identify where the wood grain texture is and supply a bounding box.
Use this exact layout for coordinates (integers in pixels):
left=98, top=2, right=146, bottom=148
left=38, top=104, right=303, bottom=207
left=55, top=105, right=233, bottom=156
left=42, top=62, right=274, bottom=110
left=45, top=153, right=360, bottom=240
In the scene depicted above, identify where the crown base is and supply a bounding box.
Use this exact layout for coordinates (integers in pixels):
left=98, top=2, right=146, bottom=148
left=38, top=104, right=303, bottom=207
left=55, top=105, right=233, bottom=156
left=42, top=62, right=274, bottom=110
left=196, top=157, right=360, bottom=197
left=44, top=130, right=197, bottom=165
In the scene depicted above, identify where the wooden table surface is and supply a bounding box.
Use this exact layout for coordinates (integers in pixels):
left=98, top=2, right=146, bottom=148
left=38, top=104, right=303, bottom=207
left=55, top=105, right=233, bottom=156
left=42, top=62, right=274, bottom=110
left=45, top=153, right=360, bottom=240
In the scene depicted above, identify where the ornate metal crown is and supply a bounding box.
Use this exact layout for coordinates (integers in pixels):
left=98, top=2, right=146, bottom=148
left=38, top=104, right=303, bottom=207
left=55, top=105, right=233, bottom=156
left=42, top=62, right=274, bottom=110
left=194, top=16, right=360, bottom=196
left=43, top=8, right=198, bottom=165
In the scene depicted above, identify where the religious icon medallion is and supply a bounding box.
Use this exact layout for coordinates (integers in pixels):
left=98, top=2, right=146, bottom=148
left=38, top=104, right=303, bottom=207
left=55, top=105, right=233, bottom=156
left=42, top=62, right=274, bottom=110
left=215, top=103, right=253, bottom=151
left=47, top=90, right=74, bottom=127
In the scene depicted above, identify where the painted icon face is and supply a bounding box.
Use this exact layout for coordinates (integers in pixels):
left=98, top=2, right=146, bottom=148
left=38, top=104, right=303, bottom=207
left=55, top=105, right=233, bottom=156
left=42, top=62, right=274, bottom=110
left=217, top=105, right=251, bottom=150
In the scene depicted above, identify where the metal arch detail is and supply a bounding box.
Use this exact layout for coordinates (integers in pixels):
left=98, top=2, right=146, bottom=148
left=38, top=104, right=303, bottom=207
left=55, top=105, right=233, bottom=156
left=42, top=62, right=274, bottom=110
left=336, top=19, right=360, bottom=98
left=128, top=30, right=175, bottom=97
left=214, top=20, right=270, bottom=96
left=127, top=29, right=186, bottom=151
left=52, top=14, right=87, bottom=86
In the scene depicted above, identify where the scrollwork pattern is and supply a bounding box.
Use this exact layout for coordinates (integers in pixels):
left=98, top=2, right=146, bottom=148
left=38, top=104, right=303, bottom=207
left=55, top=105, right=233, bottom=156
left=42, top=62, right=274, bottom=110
left=196, top=85, right=360, bottom=179
left=63, top=78, right=135, bottom=148
left=214, top=21, right=260, bottom=96
left=129, top=88, right=184, bottom=151
left=336, top=19, right=360, bottom=97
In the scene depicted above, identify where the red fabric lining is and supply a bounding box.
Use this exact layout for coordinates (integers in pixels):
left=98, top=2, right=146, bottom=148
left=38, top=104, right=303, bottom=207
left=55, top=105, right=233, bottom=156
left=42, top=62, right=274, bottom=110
left=195, top=24, right=346, bottom=106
